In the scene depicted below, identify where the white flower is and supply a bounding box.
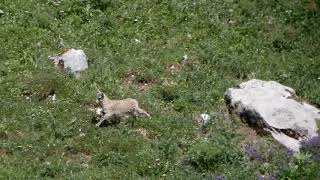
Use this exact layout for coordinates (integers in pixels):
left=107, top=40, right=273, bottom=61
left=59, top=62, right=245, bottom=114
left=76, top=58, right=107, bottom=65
left=134, top=38, right=141, bottom=43
left=81, top=163, right=89, bottom=168
left=51, top=94, right=56, bottom=101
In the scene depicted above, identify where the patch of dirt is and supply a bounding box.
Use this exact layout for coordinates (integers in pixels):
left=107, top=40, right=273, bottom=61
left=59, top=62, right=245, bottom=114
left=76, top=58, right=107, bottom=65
left=166, top=63, right=183, bottom=75
left=306, top=0, right=318, bottom=12
left=193, top=115, right=203, bottom=128
left=238, top=126, right=260, bottom=148
left=65, top=153, right=92, bottom=166
left=132, top=128, right=151, bottom=141
left=123, top=71, right=157, bottom=91
left=0, top=148, right=12, bottom=157
left=84, top=101, right=100, bottom=112
left=124, top=71, right=138, bottom=85
left=21, top=87, right=56, bottom=102
left=63, top=147, right=92, bottom=166
left=0, top=149, right=7, bottom=156
left=137, top=81, right=156, bottom=91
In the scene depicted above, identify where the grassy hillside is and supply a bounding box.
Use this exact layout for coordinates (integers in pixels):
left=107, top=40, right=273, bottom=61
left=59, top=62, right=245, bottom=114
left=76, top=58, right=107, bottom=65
left=0, top=0, right=320, bottom=179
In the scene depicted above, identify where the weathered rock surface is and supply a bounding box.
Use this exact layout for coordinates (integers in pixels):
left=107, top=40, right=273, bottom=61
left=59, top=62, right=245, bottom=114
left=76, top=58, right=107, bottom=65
left=225, top=79, right=320, bottom=151
left=49, top=48, right=88, bottom=75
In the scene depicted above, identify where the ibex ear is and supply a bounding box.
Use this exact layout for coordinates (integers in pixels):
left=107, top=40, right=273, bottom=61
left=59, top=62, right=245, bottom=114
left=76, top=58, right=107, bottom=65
left=96, top=89, right=104, bottom=100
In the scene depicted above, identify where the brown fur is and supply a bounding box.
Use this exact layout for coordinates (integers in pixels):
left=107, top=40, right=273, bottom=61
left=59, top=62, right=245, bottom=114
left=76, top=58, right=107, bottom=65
left=95, top=91, right=150, bottom=127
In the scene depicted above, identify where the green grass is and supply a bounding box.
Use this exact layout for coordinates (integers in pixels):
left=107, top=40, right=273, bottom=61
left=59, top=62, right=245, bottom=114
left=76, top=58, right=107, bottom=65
left=1, top=0, right=320, bottom=179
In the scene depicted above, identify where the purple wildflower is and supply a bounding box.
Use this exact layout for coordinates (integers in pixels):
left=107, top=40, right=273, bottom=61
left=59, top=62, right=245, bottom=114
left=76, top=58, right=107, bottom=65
left=301, top=135, right=320, bottom=160
left=257, top=175, right=276, bottom=180
left=215, top=175, right=225, bottom=180
left=245, top=144, right=261, bottom=160
left=285, top=148, right=294, bottom=159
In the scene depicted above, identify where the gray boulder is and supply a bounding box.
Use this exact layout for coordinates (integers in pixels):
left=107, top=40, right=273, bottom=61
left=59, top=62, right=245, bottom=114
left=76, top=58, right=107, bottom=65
left=225, top=79, right=319, bottom=151
left=49, top=48, right=88, bottom=75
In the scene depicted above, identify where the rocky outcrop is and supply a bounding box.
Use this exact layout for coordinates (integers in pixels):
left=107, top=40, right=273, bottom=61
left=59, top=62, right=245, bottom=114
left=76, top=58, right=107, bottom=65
left=49, top=48, right=88, bottom=75
left=225, top=79, right=320, bottom=151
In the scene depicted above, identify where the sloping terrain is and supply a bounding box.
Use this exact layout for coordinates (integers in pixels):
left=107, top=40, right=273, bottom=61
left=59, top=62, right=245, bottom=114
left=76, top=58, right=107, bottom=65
left=0, top=0, right=319, bottom=179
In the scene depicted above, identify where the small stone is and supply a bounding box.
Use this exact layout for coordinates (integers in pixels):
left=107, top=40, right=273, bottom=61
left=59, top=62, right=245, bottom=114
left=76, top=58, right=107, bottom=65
left=51, top=94, right=56, bottom=101
left=181, top=54, right=188, bottom=64
left=200, top=114, right=211, bottom=125
left=183, top=54, right=188, bottom=60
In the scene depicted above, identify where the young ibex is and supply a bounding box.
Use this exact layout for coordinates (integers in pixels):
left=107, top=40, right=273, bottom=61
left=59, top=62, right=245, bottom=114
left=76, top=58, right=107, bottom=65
left=95, top=91, right=150, bottom=127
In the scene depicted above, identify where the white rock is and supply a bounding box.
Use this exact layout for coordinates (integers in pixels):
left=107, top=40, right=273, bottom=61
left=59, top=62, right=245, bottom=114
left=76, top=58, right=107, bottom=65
left=200, top=113, right=211, bottom=125
left=49, top=48, right=88, bottom=74
left=181, top=54, right=188, bottom=64
left=225, top=79, right=320, bottom=151
left=269, top=130, right=301, bottom=152
left=50, top=94, right=57, bottom=101
left=183, top=54, right=188, bottom=61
